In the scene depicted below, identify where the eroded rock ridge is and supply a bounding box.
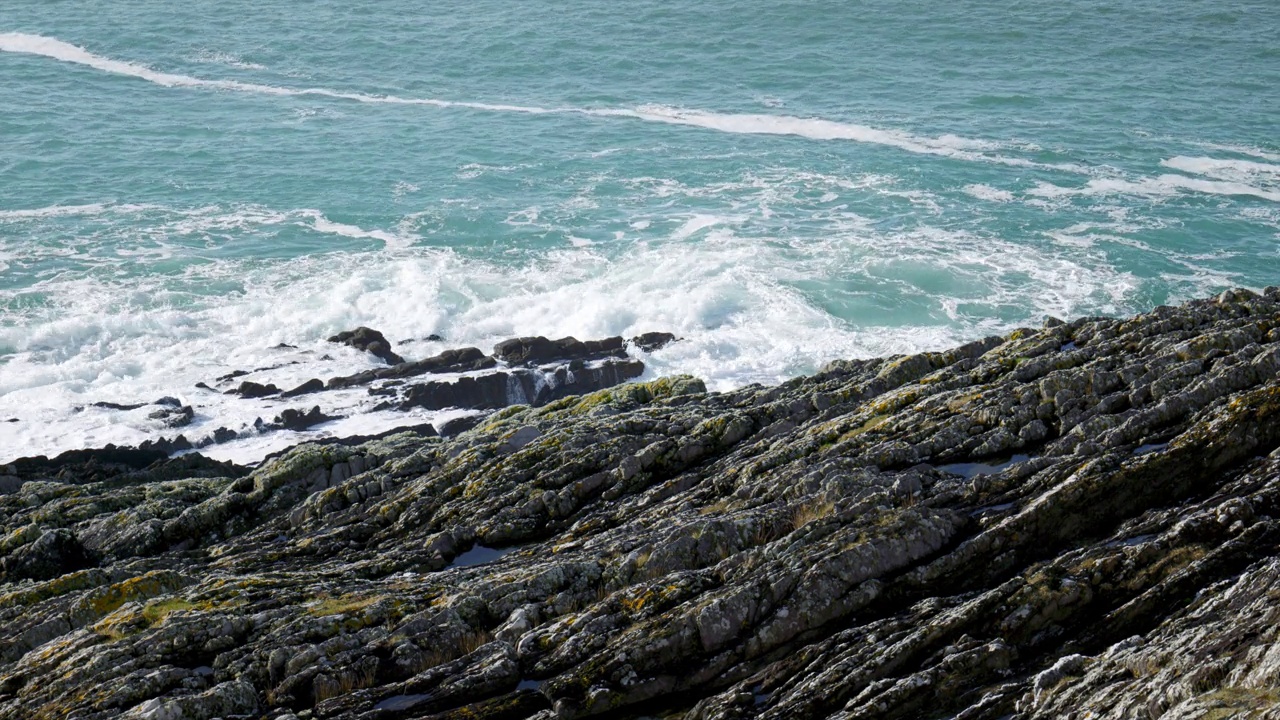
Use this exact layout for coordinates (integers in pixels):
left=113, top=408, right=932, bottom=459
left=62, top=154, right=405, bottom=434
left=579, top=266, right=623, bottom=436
left=3, top=289, right=1280, bottom=719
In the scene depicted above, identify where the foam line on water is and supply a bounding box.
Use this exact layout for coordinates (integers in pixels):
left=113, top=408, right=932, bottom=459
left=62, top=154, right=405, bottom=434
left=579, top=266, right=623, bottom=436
left=1028, top=175, right=1280, bottom=203
left=0, top=203, right=109, bottom=221
left=1162, top=156, right=1280, bottom=184
left=961, top=184, right=1015, bottom=203
left=0, top=32, right=561, bottom=112
left=0, top=32, right=1073, bottom=170
left=1196, top=143, right=1280, bottom=163
left=609, top=106, right=1085, bottom=172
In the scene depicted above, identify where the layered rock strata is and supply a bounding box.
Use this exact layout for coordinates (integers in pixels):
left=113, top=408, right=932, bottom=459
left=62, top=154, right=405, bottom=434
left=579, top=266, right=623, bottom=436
left=117, top=334, right=667, bottom=453
left=2, top=289, right=1280, bottom=719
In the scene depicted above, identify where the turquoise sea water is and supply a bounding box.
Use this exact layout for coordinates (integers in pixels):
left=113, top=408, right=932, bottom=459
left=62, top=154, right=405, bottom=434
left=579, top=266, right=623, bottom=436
left=1, top=1, right=1277, bottom=461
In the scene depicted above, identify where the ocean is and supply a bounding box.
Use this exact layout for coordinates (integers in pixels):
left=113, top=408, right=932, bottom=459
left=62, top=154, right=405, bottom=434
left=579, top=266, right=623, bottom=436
left=1, top=0, right=1277, bottom=463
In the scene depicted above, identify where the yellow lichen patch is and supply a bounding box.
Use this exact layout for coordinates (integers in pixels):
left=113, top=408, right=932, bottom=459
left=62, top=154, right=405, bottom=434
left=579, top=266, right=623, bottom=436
left=76, top=571, right=186, bottom=619
left=619, top=583, right=683, bottom=616
left=307, top=593, right=385, bottom=617
left=946, top=390, right=985, bottom=413
left=837, top=414, right=891, bottom=443
left=538, top=375, right=706, bottom=419
left=1122, top=545, right=1209, bottom=593
left=139, top=598, right=199, bottom=624
left=91, top=604, right=145, bottom=641
left=0, top=568, right=105, bottom=610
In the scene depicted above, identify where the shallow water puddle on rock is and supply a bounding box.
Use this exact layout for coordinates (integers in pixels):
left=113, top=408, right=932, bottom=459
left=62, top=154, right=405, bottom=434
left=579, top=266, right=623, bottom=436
left=938, top=454, right=1031, bottom=479
left=516, top=679, right=544, bottom=691
left=374, top=694, right=429, bottom=711
left=1102, top=533, right=1157, bottom=549
left=450, top=544, right=518, bottom=568
left=971, top=501, right=1017, bottom=517
left=1133, top=443, right=1170, bottom=456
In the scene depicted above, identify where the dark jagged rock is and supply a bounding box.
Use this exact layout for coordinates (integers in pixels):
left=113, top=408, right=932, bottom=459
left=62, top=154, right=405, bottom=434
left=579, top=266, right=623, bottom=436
left=493, top=335, right=627, bottom=365
left=437, top=414, right=485, bottom=437
left=272, top=406, right=339, bottom=432
left=0, top=529, right=93, bottom=582
left=148, top=404, right=194, bottom=428
left=7, top=445, right=170, bottom=483
left=229, top=380, right=281, bottom=399
left=90, top=401, right=146, bottom=411
left=393, top=358, right=645, bottom=411
left=400, top=334, right=445, bottom=344
left=282, top=378, right=325, bottom=398
left=216, top=369, right=251, bottom=382
left=137, top=435, right=194, bottom=455
left=328, top=327, right=404, bottom=365
left=5, top=290, right=1280, bottom=719
left=630, top=331, right=680, bottom=352
left=326, top=347, right=495, bottom=389
left=210, top=427, right=239, bottom=444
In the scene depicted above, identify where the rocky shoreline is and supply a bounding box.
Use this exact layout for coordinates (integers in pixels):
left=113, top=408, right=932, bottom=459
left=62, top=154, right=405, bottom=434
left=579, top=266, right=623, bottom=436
left=2, top=288, right=1280, bottom=719
left=58, top=330, right=678, bottom=457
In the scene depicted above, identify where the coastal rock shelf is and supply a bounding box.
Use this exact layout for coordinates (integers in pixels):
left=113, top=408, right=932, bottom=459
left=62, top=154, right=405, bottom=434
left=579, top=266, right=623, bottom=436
left=2, top=289, right=1280, bottom=719
left=128, top=333, right=669, bottom=454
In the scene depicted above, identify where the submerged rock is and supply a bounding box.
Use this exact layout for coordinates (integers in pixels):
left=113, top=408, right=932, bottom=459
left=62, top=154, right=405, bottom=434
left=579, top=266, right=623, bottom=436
left=3, top=290, right=1280, bottom=719
left=630, top=331, right=680, bottom=352
left=272, top=406, right=339, bottom=431
left=281, top=378, right=325, bottom=398
left=229, top=380, right=280, bottom=399
left=147, top=404, right=194, bottom=428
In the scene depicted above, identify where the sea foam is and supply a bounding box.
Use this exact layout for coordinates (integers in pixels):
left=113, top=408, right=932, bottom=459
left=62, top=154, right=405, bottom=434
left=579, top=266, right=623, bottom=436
left=0, top=194, right=1204, bottom=464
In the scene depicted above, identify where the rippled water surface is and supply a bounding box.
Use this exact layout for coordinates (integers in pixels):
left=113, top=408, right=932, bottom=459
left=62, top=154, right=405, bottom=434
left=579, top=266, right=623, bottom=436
left=1, top=0, right=1277, bottom=460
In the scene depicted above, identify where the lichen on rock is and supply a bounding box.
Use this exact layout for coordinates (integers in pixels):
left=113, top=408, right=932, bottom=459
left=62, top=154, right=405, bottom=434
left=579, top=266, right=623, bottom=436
left=3, top=289, right=1280, bottom=718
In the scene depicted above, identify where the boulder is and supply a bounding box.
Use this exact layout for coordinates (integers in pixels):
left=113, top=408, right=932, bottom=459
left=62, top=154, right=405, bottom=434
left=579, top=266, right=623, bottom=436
left=273, top=406, right=339, bottom=432
left=328, top=326, right=405, bottom=365
left=0, top=528, right=93, bottom=582
left=630, top=331, right=679, bottom=352
left=281, top=378, right=325, bottom=398
left=492, top=335, right=626, bottom=366
left=230, top=381, right=281, bottom=399
left=438, top=414, right=485, bottom=437
left=148, top=404, right=194, bottom=428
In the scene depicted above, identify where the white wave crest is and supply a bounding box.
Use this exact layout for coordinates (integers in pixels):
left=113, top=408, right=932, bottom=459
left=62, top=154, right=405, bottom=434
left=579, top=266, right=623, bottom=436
left=1, top=198, right=1220, bottom=464
left=961, top=184, right=1015, bottom=203
left=1028, top=175, right=1280, bottom=203
left=0, top=203, right=109, bottom=221
left=0, top=32, right=1073, bottom=170
left=1161, top=156, right=1280, bottom=185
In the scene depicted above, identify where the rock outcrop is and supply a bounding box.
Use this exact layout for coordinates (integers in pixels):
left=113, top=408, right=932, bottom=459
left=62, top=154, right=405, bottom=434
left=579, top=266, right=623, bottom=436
left=329, top=327, right=405, bottom=365
left=2, top=289, right=1280, bottom=719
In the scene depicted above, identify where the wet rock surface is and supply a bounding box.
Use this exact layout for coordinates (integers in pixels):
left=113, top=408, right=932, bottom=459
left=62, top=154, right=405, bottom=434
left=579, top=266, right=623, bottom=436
left=329, top=327, right=405, bottom=366
left=3, top=290, right=1280, bottom=719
